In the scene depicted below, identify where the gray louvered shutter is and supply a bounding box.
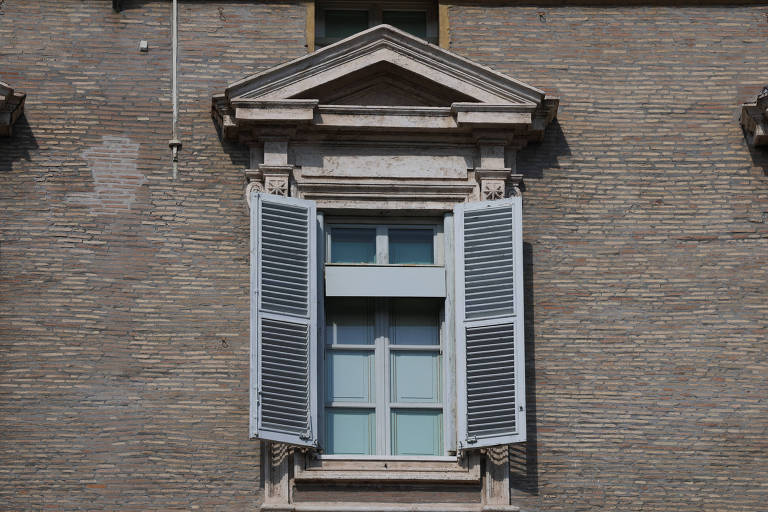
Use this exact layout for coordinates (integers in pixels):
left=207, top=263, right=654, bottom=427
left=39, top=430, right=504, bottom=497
left=250, top=192, right=318, bottom=447
left=455, top=197, right=526, bottom=449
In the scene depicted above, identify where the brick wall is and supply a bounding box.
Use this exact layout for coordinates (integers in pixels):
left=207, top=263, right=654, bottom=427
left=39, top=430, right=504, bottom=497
left=1, top=1, right=766, bottom=510
left=448, top=4, right=768, bottom=511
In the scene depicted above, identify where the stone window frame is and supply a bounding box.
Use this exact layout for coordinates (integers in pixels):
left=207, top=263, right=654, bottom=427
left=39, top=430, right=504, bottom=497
left=214, top=25, right=558, bottom=512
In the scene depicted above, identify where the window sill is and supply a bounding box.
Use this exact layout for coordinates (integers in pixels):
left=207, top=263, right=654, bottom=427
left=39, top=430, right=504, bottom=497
left=293, top=453, right=481, bottom=482
left=262, top=504, right=519, bottom=512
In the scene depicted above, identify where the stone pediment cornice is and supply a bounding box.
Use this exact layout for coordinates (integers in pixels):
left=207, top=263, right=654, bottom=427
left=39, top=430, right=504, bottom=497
left=212, top=25, right=558, bottom=144
left=741, top=87, right=768, bottom=147
left=0, top=81, right=27, bottom=137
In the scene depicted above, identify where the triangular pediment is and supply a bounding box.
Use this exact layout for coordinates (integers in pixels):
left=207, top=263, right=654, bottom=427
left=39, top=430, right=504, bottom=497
left=213, top=25, right=558, bottom=141
left=290, top=62, right=477, bottom=107
left=225, top=25, right=544, bottom=107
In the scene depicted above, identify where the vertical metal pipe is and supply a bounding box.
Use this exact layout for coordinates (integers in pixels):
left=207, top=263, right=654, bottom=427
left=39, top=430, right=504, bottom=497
left=169, top=0, right=181, bottom=178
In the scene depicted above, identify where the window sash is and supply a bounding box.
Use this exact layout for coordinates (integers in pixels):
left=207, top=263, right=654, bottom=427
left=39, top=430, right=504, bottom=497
left=327, top=222, right=440, bottom=265
left=320, top=298, right=446, bottom=456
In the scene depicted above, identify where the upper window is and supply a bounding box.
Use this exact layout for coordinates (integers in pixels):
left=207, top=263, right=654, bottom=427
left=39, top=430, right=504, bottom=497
left=315, top=1, right=438, bottom=47
left=328, top=224, right=437, bottom=265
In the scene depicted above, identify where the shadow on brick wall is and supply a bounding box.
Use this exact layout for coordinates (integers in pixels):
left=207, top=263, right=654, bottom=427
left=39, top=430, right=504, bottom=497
left=509, top=242, right=539, bottom=496
left=517, top=119, right=570, bottom=180
left=0, top=114, right=38, bottom=173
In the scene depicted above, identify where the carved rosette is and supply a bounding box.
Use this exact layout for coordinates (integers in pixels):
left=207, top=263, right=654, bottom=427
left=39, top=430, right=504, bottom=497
left=245, top=164, right=293, bottom=199
left=476, top=169, right=524, bottom=200
left=265, top=176, right=288, bottom=196
left=482, top=180, right=506, bottom=200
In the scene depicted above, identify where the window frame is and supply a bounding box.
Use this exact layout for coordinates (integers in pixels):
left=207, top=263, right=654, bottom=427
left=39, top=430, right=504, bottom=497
left=313, top=0, right=439, bottom=48
left=317, top=215, right=456, bottom=459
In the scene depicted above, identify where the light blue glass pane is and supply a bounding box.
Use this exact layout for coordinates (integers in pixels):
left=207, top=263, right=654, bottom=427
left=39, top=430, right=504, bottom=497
left=388, top=229, right=433, bottom=264
left=391, top=410, right=442, bottom=456
left=391, top=352, right=440, bottom=403
left=382, top=11, right=427, bottom=39
left=326, top=298, right=374, bottom=345
left=325, top=10, right=369, bottom=39
left=327, top=351, right=373, bottom=402
left=391, top=299, right=439, bottom=345
left=326, top=409, right=375, bottom=455
left=331, top=228, right=376, bottom=263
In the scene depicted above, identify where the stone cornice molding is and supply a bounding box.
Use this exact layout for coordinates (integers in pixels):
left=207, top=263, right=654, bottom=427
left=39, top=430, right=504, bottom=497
left=741, top=87, right=768, bottom=148
left=0, top=81, right=26, bottom=137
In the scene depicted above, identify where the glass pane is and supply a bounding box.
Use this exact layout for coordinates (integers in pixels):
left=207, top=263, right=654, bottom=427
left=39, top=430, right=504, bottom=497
left=382, top=11, right=428, bottom=39
left=326, top=298, right=374, bottom=345
left=326, top=409, right=375, bottom=455
left=391, top=410, right=442, bottom=456
left=391, top=352, right=440, bottom=403
left=326, top=351, right=374, bottom=403
left=331, top=228, right=376, bottom=264
left=325, top=10, right=369, bottom=39
left=390, top=299, right=439, bottom=345
left=388, top=228, right=433, bottom=264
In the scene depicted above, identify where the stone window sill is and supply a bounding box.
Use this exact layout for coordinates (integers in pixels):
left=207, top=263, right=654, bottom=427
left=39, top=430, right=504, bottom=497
left=293, top=453, right=481, bottom=482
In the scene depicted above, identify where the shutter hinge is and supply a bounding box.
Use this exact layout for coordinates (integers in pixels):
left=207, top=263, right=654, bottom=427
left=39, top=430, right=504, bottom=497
left=299, top=431, right=311, bottom=441
left=466, top=435, right=477, bottom=444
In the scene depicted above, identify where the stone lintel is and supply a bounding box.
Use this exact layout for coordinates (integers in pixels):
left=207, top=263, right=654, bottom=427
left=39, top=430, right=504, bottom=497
left=234, top=99, right=318, bottom=123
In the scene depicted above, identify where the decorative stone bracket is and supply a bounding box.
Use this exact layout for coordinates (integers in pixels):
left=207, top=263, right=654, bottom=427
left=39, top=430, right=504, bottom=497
left=741, top=86, right=768, bottom=147
left=262, top=442, right=519, bottom=512
left=0, top=81, right=26, bottom=137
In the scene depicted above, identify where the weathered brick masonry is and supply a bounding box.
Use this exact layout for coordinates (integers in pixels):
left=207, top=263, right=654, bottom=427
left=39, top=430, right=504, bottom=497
left=1, top=1, right=767, bottom=511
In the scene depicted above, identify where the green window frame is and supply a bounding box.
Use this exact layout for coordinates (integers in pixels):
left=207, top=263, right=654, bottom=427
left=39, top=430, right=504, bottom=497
left=315, top=1, right=438, bottom=47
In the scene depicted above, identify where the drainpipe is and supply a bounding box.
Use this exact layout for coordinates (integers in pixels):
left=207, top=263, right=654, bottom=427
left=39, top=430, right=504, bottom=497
left=169, top=0, right=182, bottom=179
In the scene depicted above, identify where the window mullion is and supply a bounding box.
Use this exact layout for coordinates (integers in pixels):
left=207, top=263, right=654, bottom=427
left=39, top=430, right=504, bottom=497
left=374, top=298, right=388, bottom=456
left=376, top=226, right=388, bottom=264
left=371, top=5, right=383, bottom=27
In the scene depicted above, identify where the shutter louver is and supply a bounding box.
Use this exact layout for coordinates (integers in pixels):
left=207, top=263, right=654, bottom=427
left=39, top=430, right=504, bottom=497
left=250, top=192, right=318, bottom=447
left=455, top=197, right=526, bottom=449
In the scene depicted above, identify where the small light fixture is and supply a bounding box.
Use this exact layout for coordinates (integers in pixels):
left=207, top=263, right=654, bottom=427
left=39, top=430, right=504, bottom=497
left=139, top=40, right=149, bottom=53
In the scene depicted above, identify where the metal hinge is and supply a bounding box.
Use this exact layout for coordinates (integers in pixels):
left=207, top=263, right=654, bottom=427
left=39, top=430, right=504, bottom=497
left=466, top=435, right=477, bottom=444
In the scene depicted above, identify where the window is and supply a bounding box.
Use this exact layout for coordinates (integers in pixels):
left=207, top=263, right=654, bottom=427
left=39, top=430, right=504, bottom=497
left=249, top=193, right=526, bottom=457
left=322, top=222, right=445, bottom=456
left=315, top=1, right=438, bottom=47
